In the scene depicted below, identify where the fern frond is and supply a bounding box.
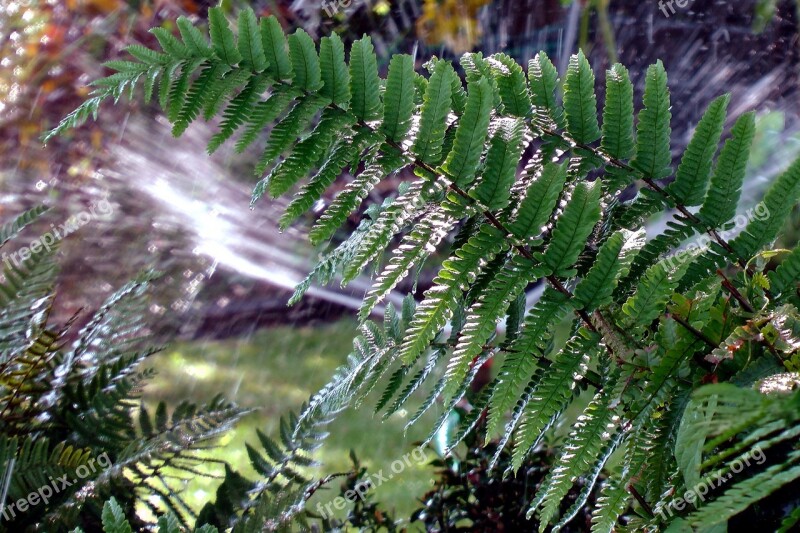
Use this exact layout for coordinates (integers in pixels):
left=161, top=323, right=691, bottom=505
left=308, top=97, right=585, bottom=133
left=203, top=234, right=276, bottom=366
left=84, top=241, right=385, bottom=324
left=208, top=7, right=243, bottom=66
left=176, top=16, right=213, bottom=59
left=563, top=50, right=600, bottom=145
left=441, top=77, right=493, bottom=188
left=412, top=59, right=456, bottom=165
left=667, top=94, right=729, bottom=206
left=622, top=259, right=686, bottom=330
left=319, top=33, right=350, bottom=107
left=770, top=245, right=800, bottom=299
left=381, top=54, right=416, bottom=142
left=632, top=60, right=672, bottom=179
left=279, top=128, right=370, bottom=230
left=485, top=288, right=571, bottom=442
left=469, top=117, right=526, bottom=210
left=443, top=256, right=546, bottom=401
left=601, top=63, right=635, bottom=161
left=0, top=205, right=48, bottom=248
left=488, top=53, right=531, bottom=118
left=528, top=51, right=564, bottom=130
left=530, top=379, right=620, bottom=530
left=508, top=161, right=568, bottom=240
left=573, top=228, right=645, bottom=311
left=348, top=36, right=382, bottom=121
left=288, top=29, right=322, bottom=92
left=398, top=224, right=507, bottom=364
left=234, top=86, right=298, bottom=153
left=698, top=111, right=756, bottom=227
left=207, top=74, right=269, bottom=153
left=342, top=179, right=444, bottom=283
left=538, top=181, right=602, bottom=277
left=359, top=202, right=456, bottom=318
left=256, top=17, right=292, bottom=83
left=510, top=330, right=600, bottom=473
left=257, top=108, right=355, bottom=199
left=237, top=8, right=268, bottom=73
left=309, top=144, right=409, bottom=245
left=730, top=155, right=800, bottom=258
left=252, top=94, right=328, bottom=179
left=685, top=454, right=800, bottom=529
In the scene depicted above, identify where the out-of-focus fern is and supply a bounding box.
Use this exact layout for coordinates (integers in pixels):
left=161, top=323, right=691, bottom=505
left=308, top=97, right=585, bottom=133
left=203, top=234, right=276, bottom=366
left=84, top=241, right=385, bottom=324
left=52, top=8, right=800, bottom=530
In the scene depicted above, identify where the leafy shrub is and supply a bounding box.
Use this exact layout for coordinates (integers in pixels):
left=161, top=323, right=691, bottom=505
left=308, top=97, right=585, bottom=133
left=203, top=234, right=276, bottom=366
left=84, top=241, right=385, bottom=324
left=49, top=6, right=800, bottom=531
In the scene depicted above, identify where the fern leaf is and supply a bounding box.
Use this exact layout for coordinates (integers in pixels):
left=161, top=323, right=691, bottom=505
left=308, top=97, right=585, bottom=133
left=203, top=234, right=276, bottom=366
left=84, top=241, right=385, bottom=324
left=260, top=15, right=293, bottom=80
left=601, top=63, right=635, bottom=160
left=342, top=179, right=444, bottom=283
left=509, top=161, right=568, bottom=240
left=172, top=62, right=229, bottom=136
left=622, top=259, right=684, bottom=330
left=485, top=288, right=570, bottom=441
left=348, top=36, right=382, bottom=121
left=255, top=109, right=355, bottom=200
left=384, top=348, right=444, bottom=418
left=0, top=205, right=48, bottom=247
left=381, top=54, right=416, bottom=142
left=528, top=51, right=564, bottom=130
left=359, top=203, right=456, bottom=317
left=167, top=58, right=204, bottom=123
left=574, top=228, right=645, bottom=311
left=685, top=455, right=800, bottom=529
left=280, top=128, right=371, bottom=230
left=469, top=117, right=526, bottom=210
left=412, top=59, right=455, bottom=165
left=237, top=8, right=268, bottom=73
left=632, top=60, right=672, bottom=179
left=309, top=144, right=409, bottom=245
left=288, top=29, right=322, bottom=92
left=319, top=33, right=351, bottom=106
left=443, top=256, right=546, bottom=401
left=201, top=67, right=250, bottom=121
left=208, top=7, right=243, bottom=66
left=488, top=53, right=531, bottom=117
left=591, top=478, right=632, bottom=533
left=730, top=155, right=800, bottom=258
left=538, top=181, right=602, bottom=277
left=510, top=331, right=599, bottom=473
left=102, top=498, right=132, bottom=533
left=667, top=94, right=730, bottom=206
left=461, top=52, right=501, bottom=108
left=441, top=77, right=493, bottom=188
left=207, top=74, right=269, bottom=153
left=176, top=16, right=213, bottom=58
left=398, top=224, right=508, bottom=364
left=698, top=111, right=756, bottom=227
left=253, top=94, right=327, bottom=178
left=619, top=218, right=695, bottom=294
left=531, top=384, right=619, bottom=530
left=150, top=27, right=191, bottom=60
left=234, top=86, right=299, bottom=153
left=563, top=50, right=601, bottom=145
left=769, top=245, right=800, bottom=299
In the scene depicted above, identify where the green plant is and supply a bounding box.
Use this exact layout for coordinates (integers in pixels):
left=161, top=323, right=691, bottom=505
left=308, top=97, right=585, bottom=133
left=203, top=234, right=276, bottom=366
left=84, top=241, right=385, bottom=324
left=0, top=207, right=248, bottom=532
left=0, top=207, right=370, bottom=532
left=50, top=6, right=800, bottom=530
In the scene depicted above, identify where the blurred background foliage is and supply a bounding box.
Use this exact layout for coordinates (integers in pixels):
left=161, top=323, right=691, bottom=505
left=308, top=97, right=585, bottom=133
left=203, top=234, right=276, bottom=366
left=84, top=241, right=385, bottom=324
left=2, top=0, right=800, bottom=526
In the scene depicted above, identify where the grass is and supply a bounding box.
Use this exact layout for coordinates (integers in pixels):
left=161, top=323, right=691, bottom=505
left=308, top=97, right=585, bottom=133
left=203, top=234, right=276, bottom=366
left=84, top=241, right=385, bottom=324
left=143, top=318, right=439, bottom=526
